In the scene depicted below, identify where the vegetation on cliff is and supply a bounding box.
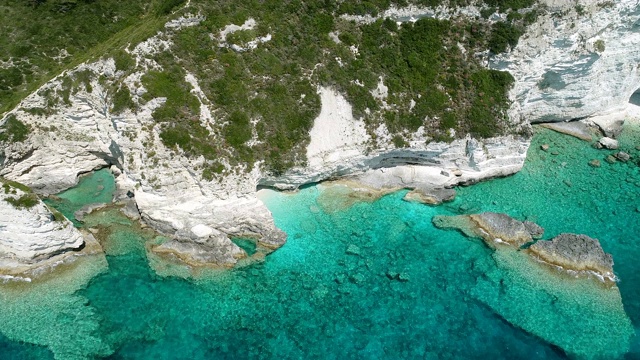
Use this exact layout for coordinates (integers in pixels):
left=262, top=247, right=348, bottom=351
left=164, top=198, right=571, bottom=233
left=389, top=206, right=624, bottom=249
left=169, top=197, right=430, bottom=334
left=0, top=0, right=539, bottom=176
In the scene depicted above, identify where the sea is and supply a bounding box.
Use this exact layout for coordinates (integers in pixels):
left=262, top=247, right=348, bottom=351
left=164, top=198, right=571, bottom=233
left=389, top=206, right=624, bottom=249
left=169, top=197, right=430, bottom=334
left=0, top=125, right=638, bottom=360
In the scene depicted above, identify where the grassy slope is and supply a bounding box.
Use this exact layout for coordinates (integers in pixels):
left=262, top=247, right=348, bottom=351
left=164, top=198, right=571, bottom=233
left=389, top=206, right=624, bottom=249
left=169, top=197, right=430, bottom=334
left=0, top=0, right=181, bottom=115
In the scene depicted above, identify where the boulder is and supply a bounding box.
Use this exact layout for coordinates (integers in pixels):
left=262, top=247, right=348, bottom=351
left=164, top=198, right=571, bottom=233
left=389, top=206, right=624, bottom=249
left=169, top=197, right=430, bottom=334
left=433, top=212, right=533, bottom=248
left=529, top=233, right=616, bottom=282
left=615, top=152, right=630, bottom=162
left=598, top=137, right=619, bottom=150
left=74, top=203, right=107, bottom=222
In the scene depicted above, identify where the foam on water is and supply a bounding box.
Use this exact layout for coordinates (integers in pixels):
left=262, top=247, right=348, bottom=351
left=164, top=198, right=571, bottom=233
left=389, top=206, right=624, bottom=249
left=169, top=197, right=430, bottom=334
left=0, top=124, right=638, bottom=359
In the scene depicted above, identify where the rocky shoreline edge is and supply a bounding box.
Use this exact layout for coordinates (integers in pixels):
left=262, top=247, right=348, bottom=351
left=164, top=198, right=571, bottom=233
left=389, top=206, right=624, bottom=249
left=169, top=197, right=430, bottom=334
left=433, top=212, right=618, bottom=285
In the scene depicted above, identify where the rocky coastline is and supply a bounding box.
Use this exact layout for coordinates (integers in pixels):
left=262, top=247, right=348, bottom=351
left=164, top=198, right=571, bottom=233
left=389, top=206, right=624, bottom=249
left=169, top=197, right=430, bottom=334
left=0, top=179, right=102, bottom=281
left=0, top=0, right=639, bottom=274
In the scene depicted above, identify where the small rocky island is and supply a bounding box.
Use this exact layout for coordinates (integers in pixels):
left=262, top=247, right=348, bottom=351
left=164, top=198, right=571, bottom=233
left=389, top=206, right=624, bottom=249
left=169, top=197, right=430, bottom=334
left=433, top=212, right=618, bottom=284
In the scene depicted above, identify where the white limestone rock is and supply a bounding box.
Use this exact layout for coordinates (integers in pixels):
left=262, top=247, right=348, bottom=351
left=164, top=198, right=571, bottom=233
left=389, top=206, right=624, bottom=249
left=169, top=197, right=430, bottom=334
left=598, top=137, right=619, bottom=150
left=497, top=0, right=640, bottom=123
left=260, top=87, right=531, bottom=191
left=0, top=184, right=86, bottom=277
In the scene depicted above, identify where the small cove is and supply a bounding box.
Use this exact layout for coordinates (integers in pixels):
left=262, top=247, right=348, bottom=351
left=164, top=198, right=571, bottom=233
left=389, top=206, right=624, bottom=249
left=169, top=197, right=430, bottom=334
left=0, top=125, right=638, bottom=359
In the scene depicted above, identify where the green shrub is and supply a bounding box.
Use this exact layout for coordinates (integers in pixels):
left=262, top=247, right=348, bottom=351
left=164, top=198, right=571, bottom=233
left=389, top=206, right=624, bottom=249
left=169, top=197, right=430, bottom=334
left=160, top=126, right=191, bottom=149
left=1, top=178, right=32, bottom=193
left=5, top=194, right=39, bottom=209
left=488, top=22, right=524, bottom=54
left=112, top=87, right=135, bottom=114
left=224, top=111, right=252, bottom=147
left=113, top=50, right=136, bottom=72
left=392, top=134, right=408, bottom=148
left=484, top=0, right=534, bottom=11
left=0, top=114, right=31, bottom=143
left=202, top=162, right=224, bottom=180
left=0, top=68, right=23, bottom=91
left=154, top=0, right=186, bottom=16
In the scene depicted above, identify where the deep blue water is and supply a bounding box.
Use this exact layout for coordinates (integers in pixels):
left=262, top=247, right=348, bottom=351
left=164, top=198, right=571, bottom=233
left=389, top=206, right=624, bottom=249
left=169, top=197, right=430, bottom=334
left=0, top=125, right=638, bottom=360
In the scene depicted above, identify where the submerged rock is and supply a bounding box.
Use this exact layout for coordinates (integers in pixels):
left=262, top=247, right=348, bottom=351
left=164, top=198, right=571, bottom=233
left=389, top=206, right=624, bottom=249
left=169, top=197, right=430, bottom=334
left=74, top=202, right=107, bottom=222
left=433, top=212, right=617, bottom=285
left=152, top=236, right=245, bottom=268
left=615, top=151, right=631, bottom=162
left=588, top=159, right=601, bottom=168
left=433, top=212, right=533, bottom=248
left=345, top=244, right=361, bottom=256
left=529, top=233, right=616, bottom=283
left=402, top=187, right=456, bottom=205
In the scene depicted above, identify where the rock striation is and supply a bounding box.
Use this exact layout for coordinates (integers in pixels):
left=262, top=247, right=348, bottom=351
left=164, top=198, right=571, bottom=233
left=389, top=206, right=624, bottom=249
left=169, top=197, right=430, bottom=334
left=499, top=0, right=640, bottom=124
left=0, top=181, right=97, bottom=280
left=433, top=212, right=618, bottom=284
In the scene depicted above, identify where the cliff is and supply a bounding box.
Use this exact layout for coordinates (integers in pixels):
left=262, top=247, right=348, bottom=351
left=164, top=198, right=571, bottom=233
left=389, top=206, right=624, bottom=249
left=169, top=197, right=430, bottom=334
left=1, top=0, right=639, bottom=270
left=0, top=179, right=97, bottom=280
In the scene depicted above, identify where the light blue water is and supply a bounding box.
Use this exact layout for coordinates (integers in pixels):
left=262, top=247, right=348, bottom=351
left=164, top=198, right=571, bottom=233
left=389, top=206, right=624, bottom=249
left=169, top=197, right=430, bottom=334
left=0, top=125, right=638, bottom=359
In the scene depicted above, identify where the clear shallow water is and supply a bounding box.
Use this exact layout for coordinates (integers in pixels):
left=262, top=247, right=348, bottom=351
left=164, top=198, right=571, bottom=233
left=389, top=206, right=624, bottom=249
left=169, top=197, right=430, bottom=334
left=0, top=126, right=638, bottom=359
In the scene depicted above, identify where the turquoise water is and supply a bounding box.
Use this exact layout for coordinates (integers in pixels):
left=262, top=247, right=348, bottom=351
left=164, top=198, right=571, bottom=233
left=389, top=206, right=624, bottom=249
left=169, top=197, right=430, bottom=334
left=43, top=168, right=116, bottom=226
left=0, top=125, right=639, bottom=359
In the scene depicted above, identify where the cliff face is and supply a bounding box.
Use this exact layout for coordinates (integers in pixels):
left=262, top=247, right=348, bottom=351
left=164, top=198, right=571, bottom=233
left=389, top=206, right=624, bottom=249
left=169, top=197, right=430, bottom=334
left=259, top=87, right=530, bottom=191
left=0, top=182, right=86, bottom=279
left=500, top=0, right=640, bottom=123
left=1, top=1, right=639, bottom=269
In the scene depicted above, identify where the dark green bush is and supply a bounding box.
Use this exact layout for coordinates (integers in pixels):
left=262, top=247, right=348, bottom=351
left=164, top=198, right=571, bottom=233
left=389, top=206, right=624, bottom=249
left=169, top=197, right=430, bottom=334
left=113, top=50, right=136, bottom=72
left=154, top=0, right=185, bottom=16
left=488, top=22, right=524, bottom=54
left=0, top=114, right=31, bottom=143
left=112, top=87, right=135, bottom=114
left=224, top=111, right=252, bottom=148
left=484, top=0, right=534, bottom=11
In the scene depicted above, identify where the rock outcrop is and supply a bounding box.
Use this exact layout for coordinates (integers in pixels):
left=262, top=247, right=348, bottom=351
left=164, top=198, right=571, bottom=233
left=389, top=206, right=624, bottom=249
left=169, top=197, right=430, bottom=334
left=260, top=88, right=531, bottom=195
left=0, top=181, right=96, bottom=280
left=597, top=137, right=619, bottom=150
left=500, top=0, right=640, bottom=124
left=433, top=212, right=618, bottom=284
left=529, top=233, right=616, bottom=282
left=432, top=212, right=537, bottom=248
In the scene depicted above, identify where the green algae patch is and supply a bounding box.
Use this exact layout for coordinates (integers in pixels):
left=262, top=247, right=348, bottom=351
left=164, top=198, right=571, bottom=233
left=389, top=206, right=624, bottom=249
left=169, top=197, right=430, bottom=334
left=474, top=247, right=633, bottom=359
